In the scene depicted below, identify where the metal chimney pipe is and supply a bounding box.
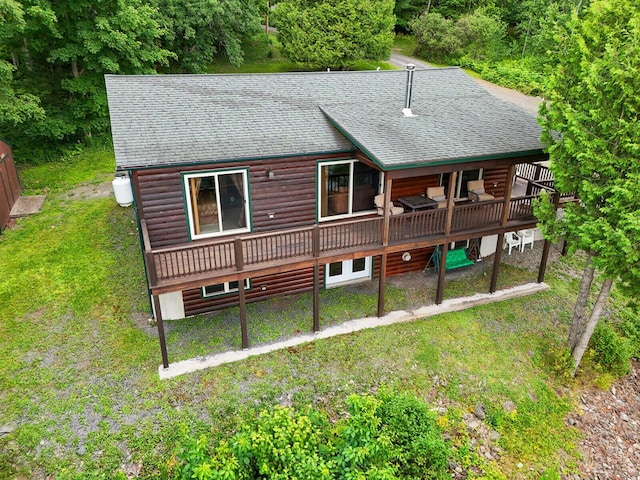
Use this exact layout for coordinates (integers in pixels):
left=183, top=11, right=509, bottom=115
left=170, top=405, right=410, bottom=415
left=403, top=64, right=416, bottom=117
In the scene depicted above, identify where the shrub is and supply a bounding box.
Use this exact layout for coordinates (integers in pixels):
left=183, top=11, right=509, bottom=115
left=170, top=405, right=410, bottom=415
left=456, top=8, right=509, bottom=62
left=477, top=59, right=546, bottom=96
left=377, top=392, right=452, bottom=479
left=171, top=393, right=453, bottom=479
left=590, top=322, right=634, bottom=377
left=410, top=12, right=462, bottom=63
left=618, top=306, right=640, bottom=357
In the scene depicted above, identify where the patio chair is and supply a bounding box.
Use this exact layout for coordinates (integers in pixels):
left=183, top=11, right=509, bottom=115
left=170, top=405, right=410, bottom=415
left=374, top=194, right=404, bottom=216
left=425, top=186, right=447, bottom=208
left=520, top=229, right=535, bottom=250
left=467, top=179, right=495, bottom=202
left=504, top=231, right=521, bottom=255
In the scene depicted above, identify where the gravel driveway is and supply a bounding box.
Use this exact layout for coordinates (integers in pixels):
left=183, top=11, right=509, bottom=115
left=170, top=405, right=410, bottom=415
left=388, top=53, right=543, bottom=116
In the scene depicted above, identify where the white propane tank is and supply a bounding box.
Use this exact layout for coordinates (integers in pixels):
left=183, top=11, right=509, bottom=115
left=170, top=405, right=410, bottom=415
left=112, top=173, right=133, bottom=207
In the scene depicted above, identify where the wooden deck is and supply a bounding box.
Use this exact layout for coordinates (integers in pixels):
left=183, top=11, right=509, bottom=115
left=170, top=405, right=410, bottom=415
left=142, top=195, right=543, bottom=294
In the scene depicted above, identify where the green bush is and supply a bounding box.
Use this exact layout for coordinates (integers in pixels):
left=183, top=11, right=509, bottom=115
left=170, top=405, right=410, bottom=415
left=590, top=322, right=634, bottom=377
left=477, top=59, right=546, bottom=96
left=618, top=306, right=640, bottom=357
left=456, top=8, right=509, bottom=63
left=171, top=392, right=453, bottom=479
left=377, top=392, right=451, bottom=479
left=410, top=12, right=462, bottom=63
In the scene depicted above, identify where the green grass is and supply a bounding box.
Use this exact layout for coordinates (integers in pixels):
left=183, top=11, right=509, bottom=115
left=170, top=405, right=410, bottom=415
left=1, top=144, right=621, bottom=479
left=393, top=34, right=417, bottom=57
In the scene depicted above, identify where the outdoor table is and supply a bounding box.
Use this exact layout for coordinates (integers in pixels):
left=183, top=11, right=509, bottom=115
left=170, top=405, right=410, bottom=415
left=396, top=195, right=438, bottom=212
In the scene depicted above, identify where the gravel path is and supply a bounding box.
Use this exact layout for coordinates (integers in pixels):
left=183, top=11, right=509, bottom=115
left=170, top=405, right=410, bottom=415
left=571, top=361, right=640, bottom=480
left=388, top=53, right=542, bottom=115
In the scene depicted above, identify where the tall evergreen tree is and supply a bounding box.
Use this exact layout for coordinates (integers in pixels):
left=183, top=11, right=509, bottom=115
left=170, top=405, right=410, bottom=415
left=537, top=0, right=640, bottom=375
left=275, top=0, right=395, bottom=70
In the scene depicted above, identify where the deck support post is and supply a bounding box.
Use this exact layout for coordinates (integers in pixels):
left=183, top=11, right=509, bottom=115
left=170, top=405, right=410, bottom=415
left=382, top=178, right=392, bottom=246
left=445, top=172, right=457, bottom=236
left=377, top=254, right=387, bottom=317
left=435, top=243, right=448, bottom=305
left=152, top=295, right=170, bottom=369
left=490, top=232, right=505, bottom=293
left=501, top=165, right=516, bottom=226
left=238, top=281, right=249, bottom=349
left=312, top=226, right=320, bottom=332
left=313, top=262, right=320, bottom=332
left=537, top=239, right=551, bottom=283
left=234, top=237, right=249, bottom=349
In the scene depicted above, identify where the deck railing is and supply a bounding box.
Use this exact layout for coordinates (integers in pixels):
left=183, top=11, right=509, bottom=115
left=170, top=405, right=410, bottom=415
left=508, top=195, right=536, bottom=221
left=516, top=162, right=554, bottom=182
left=389, top=208, right=446, bottom=242
left=320, top=216, right=383, bottom=251
left=451, top=200, right=504, bottom=232
left=144, top=197, right=540, bottom=285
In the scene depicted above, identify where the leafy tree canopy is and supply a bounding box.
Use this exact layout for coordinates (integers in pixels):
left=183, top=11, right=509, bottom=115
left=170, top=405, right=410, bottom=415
left=275, top=0, right=395, bottom=70
left=0, top=0, right=173, bottom=158
left=151, top=0, right=263, bottom=73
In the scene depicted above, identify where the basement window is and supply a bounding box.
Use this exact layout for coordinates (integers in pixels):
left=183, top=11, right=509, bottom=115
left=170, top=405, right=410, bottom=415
left=202, top=279, right=251, bottom=298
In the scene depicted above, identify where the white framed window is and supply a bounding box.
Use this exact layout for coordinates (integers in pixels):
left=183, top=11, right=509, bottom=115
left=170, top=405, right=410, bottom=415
left=318, top=159, right=380, bottom=221
left=183, top=169, right=250, bottom=239
left=202, top=279, right=251, bottom=298
left=325, top=257, right=372, bottom=287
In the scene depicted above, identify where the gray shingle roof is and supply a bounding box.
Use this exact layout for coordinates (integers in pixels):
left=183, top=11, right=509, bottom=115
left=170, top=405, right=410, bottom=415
left=105, top=68, right=544, bottom=170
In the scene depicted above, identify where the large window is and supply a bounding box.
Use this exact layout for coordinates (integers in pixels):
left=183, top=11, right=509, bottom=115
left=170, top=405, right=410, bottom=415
left=184, top=169, right=250, bottom=239
left=318, top=160, right=380, bottom=220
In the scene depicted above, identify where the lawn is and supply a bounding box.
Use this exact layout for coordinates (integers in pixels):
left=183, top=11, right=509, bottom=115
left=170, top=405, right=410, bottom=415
left=0, top=144, right=615, bottom=479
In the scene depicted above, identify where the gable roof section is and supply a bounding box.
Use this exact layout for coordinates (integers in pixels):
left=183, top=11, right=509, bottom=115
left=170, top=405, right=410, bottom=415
left=105, top=68, right=544, bottom=170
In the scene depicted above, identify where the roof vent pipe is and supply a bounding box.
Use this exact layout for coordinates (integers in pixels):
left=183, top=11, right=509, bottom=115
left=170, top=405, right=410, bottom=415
left=402, top=64, right=417, bottom=117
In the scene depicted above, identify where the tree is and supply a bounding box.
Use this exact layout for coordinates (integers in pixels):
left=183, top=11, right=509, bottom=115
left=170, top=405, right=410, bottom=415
left=410, top=12, right=462, bottom=62
left=537, top=0, right=640, bottom=375
left=275, top=0, right=395, bottom=70
left=0, top=0, right=44, bottom=126
left=0, top=0, right=173, bottom=158
left=457, top=7, right=509, bottom=61
left=394, top=0, right=430, bottom=33
left=151, top=0, right=263, bottom=72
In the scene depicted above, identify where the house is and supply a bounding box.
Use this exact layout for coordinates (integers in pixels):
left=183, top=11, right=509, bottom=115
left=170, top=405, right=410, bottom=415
left=105, top=67, right=560, bottom=369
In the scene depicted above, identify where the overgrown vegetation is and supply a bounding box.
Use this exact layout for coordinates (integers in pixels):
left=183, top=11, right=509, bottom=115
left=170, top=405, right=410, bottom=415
left=407, top=0, right=588, bottom=95
left=1, top=145, right=636, bottom=478
left=172, top=391, right=452, bottom=479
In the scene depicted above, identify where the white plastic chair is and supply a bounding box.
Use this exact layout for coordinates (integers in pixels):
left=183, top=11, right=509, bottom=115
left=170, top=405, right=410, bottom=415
left=504, top=231, right=521, bottom=255
left=520, top=229, right=535, bottom=251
